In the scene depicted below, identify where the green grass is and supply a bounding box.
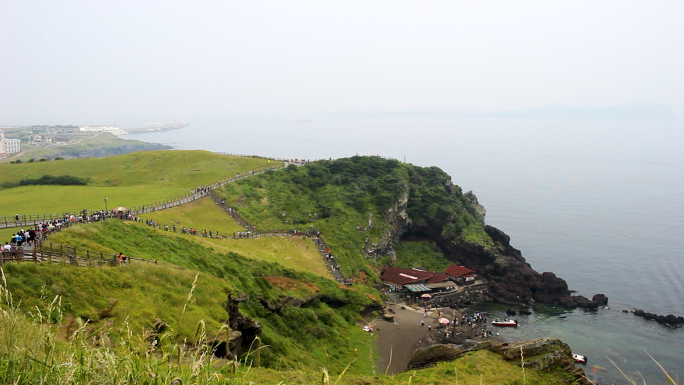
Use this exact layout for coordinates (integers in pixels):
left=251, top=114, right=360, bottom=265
left=374, top=350, right=569, bottom=385
left=393, top=240, right=452, bottom=272
left=138, top=196, right=246, bottom=236
left=0, top=150, right=280, bottom=217
left=0, top=185, right=188, bottom=217
left=2, top=262, right=231, bottom=342
left=20, top=219, right=380, bottom=372
left=217, top=157, right=495, bottom=280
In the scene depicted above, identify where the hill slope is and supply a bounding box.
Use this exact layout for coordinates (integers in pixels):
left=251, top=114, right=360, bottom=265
left=218, top=156, right=596, bottom=308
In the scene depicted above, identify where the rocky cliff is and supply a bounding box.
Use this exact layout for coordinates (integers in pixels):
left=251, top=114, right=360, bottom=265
left=365, top=166, right=603, bottom=309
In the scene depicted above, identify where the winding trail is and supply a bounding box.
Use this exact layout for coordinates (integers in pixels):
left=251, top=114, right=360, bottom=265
left=2, top=164, right=348, bottom=282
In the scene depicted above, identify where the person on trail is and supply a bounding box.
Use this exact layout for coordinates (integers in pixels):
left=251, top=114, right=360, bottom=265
left=118, top=253, right=124, bottom=263
left=421, top=320, right=425, bottom=326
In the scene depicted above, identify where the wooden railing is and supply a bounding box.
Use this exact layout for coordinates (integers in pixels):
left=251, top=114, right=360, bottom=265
left=1, top=163, right=284, bottom=228
left=1, top=160, right=349, bottom=283
left=1, top=241, right=159, bottom=268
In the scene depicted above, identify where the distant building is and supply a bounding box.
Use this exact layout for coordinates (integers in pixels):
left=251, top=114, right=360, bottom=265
left=0, top=129, right=20, bottom=158
left=4, top=138, right=21, bottom=154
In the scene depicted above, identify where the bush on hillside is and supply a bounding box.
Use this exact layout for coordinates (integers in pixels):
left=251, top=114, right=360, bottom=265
left=0, top=174, right=90, bottom=188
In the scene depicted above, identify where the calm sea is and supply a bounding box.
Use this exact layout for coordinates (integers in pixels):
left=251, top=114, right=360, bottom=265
left=123, top=115, right=684, bottom=384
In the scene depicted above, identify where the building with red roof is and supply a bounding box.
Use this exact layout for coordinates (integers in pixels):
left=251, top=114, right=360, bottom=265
left=381, top=267, right=454, bottom=291
left=445, top=264, right=477, bottom=284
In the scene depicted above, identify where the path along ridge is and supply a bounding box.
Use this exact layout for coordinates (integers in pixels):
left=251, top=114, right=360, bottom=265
left=2, top=164, right=349, bottom=283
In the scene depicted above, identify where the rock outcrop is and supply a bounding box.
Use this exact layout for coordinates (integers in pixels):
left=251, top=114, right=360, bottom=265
left=362, top=191, right=412, bottom=262
left=408, top=338, right=595, bottom=385
left=633, top=309, right=684, bottom=326
left=215, top=294, right=262, bottom=359
left=381, top=182, right=605, bottom=308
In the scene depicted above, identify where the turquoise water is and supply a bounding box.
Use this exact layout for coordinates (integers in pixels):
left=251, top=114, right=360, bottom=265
left=124, top=115, right=684, bottom=383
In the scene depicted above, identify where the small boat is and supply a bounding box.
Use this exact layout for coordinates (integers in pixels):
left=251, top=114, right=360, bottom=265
left=572, top=353, right=588, bottom=364
left=491, top=319, right=518, bottom=327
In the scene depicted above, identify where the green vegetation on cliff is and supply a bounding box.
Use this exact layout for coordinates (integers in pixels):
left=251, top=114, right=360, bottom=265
left=218, top=156, right=495, bottom=277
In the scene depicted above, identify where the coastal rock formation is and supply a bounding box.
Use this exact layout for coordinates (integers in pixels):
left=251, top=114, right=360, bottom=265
left=633, top=309, right=684, bottom=325
left=592, top=294, right=609, bottom=306
left=408, top=338, right=595, bottom=385
left=416, top=214, right=597, bottom=307
left=429, top=286, right=490, bottom=309
left=386, top=176, right=604, bottom=308
left=408, top=344, right=465, bottom=369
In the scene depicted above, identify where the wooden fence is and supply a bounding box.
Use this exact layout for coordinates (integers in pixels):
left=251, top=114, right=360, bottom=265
left=1, top=241, right=158, bottom=268
left=1, top=163, right=284, bottom=229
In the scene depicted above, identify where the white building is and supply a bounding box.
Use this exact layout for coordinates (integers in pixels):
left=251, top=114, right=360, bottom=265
left=4, top=138, right=21, bottom=154
left=0, top=129, right=21, bottom=157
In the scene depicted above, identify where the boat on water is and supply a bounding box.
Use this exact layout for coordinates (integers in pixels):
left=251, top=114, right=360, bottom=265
left=491, top=319, right=518, bottom=327
left=572, top=353, right=588, bottom=364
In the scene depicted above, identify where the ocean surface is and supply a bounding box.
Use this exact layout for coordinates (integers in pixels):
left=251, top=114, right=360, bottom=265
left=123, top=115, right=684, bottom=384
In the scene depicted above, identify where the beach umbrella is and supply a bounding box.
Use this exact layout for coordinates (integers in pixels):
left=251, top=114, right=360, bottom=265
left=438, top=318, right=450, bottom=325
left=113, top=206, right=129, bottom=212
left=420, top=294, right=431, bottom=299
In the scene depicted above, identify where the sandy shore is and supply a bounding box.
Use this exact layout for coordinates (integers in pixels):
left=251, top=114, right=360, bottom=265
left=373, top=303, right=431, bottom=375
left=372, top=302, right=493, bottom=375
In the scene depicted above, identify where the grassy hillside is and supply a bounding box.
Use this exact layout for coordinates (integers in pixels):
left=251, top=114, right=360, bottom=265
left=14, top=219, right=379, bottom=374
left=0, top=150, right=278, bottom=217
left=0, top=152, right=588, bottom=384
left=217, top=156, right=493, bottom=278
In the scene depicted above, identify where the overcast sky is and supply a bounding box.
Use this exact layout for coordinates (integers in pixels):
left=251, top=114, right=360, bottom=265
left=1, top=0, right=683, bottom=124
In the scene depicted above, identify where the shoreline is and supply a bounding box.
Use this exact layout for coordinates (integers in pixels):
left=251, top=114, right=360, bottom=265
left=372, top=300, right=495, bottom=375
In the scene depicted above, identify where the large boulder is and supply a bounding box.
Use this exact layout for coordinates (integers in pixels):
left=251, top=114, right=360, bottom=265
left=592, top=294, right=609, bottom=306
left=408, top=344, right=465, bottom=369
left=490, top=338, right=571, bottom=371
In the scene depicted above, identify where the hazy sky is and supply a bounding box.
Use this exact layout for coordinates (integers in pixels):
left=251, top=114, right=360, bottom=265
left=1, top=0, right=683, bottom=124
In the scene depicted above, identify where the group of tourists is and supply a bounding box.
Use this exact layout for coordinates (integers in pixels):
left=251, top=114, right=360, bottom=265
left=3, top=221, right=64, bottom=253
left=286, top=159, right=310, bottom=166
left=191, top=185, right=210, bottom=196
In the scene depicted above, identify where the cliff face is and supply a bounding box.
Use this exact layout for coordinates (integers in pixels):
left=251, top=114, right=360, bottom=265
left=371, top=168, right=598, bottom=308
left=362, top=191, right=412, bottom=261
